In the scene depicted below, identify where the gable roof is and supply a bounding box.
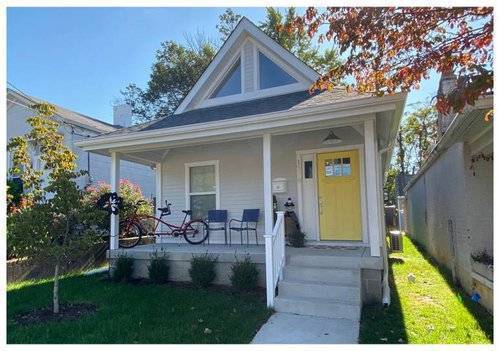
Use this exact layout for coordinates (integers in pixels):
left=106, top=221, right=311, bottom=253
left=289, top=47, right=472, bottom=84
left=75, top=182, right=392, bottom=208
left=100, top=88, right=369, bottom=137
left=174, top=17, right=320, bottom=114
left=7, top=88, right=118, bottom=134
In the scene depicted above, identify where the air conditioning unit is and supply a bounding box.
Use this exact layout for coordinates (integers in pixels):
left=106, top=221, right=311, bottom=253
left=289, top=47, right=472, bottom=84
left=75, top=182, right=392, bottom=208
left=390, top=231, right=403, bottom=252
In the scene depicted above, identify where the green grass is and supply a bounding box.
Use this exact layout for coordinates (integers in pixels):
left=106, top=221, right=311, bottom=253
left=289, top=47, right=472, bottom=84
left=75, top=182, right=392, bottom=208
left=7, top=274, right=272, bottom=344
left=360, top=235, right=493, bottom=344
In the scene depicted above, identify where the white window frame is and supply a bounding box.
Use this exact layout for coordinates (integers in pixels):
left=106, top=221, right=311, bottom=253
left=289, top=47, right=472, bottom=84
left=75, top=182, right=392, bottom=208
left=184, top=160, right=220, bottom=217
left=255, top=44, right=302, bottom=92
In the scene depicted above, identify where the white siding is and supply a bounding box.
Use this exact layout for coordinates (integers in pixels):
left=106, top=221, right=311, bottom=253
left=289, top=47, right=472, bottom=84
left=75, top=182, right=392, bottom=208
left=243, top=40, right=254, bottom=92
left=160, top=127, right=365, bottom=244
left=7, top=101, right=155, bottom=197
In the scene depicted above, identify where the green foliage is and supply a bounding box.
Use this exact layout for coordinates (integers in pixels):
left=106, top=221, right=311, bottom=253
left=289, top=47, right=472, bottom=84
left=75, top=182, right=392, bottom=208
left=82, top=179, right=153, bottom=230
left=7, top=103, right=76, bottom=204
left=385, top=103, right=438, bottom=200
left=122, top=39, right=216, bottom=123
left=148, top=251, right=170, bottom=284
left=217, top=8, right=242, bottom=42
left=258, top=7, right=342, bottom=74
left=402, top=105, right=438, bottom=168
left=6, top=178, right=23, bottom=211
left=288, top=230, right=306, bottom=247
left=189, top=253, right=218, bottom=288
left=384, top=167, right=398, bottom=205
left=112, top=255, right=135, bottom=283
left=6, top=103, right=104, bottom=314
left=230, top=255, right=259, bottom=292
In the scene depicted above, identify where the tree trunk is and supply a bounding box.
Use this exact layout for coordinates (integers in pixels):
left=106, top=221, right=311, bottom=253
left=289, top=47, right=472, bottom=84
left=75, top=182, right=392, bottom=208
left=53, top=261, right=60, bottom=314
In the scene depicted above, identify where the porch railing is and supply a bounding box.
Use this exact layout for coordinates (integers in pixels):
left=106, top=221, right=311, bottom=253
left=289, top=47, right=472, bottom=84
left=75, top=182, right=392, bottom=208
left=263, top=211, right=286, bottom=308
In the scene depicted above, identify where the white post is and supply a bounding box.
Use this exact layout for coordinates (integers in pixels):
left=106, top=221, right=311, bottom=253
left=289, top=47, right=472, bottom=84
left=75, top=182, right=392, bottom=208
left=263, top=133, right=274, bottom=308
left=263, top=134, right=273, bottom=236
left=364, top=119, right=381, bottom=257
left=278, top=211, right=285, bottom=280
left=264, top=234, right=274, bottom=307
left=155, top=162, right=163, bottom=242
left=110, top=152, right=120, bottom=250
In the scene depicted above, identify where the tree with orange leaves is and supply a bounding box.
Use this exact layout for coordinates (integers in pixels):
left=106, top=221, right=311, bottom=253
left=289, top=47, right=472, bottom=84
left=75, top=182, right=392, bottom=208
left=285, top=7, right=493, bottom=119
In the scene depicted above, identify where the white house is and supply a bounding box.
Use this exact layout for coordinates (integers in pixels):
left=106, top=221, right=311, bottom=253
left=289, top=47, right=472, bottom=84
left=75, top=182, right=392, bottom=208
left=405, top=74, right=493, bottom=312
left=7, top=88, right=155, bottom=197
left=76, top=18, right=406, bottom=319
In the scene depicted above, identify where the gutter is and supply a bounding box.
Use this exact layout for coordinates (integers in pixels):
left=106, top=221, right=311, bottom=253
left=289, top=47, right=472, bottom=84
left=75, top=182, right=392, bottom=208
left=76, top=93, right=407, bottom=151
left=404, top=95, right=493, bottom=193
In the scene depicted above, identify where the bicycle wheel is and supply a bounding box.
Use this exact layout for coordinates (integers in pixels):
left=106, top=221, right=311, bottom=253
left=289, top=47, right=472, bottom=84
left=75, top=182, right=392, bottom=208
left=183, top=219, right=209, bottom=245
left=119, top=220, right=143, bottom=248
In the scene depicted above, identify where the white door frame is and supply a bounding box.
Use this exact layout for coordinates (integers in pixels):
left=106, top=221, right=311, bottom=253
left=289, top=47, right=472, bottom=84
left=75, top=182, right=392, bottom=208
left=296, top=144, right=369, bottom=245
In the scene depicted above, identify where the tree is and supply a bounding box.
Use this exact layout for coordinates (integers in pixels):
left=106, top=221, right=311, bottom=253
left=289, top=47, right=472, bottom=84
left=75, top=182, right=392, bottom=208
left=259, top=7, right=341, bottom=75
left=7, top=103, right=103, bottom=314
left=217, top=8, right=242, bottom=42
left=286, top=7, right=493, bottom=117
left=402, top=105, right=439, bottom=168
left=122, top=39, right=216, bottom=123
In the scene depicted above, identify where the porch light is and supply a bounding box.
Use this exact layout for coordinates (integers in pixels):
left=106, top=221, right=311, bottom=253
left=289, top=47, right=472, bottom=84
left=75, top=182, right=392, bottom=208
left=322, top=130, right=342, bottom=145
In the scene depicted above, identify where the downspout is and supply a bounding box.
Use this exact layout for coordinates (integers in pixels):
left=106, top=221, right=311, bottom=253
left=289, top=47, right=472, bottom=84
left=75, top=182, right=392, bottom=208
left=379, top=144, right=392, bottom=306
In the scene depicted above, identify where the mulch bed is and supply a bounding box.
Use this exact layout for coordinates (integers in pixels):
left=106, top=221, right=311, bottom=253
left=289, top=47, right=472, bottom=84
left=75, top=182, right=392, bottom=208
left=14, top=303, right=98, bottom=326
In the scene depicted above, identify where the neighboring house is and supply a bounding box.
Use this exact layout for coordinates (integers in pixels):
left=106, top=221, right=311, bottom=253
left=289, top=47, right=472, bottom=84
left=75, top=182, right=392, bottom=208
left=405, top=73, right=493, bottom=312
left=7, top=88, right=155, bottom=198
left=76, top=18, right=406, bottom=319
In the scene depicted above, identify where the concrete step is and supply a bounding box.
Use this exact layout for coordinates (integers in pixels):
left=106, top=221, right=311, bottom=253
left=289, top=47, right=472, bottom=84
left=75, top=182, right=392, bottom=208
left=278, top=279, right=360, bottom=303
left=274, top=295, right=361, bottom=321
left=286, top=253, right=363, bottom=269
left=283, top=265, right=360, bottom=286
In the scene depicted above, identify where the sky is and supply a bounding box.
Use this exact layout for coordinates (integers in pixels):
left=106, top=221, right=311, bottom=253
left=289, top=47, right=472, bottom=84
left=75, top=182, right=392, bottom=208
left=7, top=7, right=440, bottom=124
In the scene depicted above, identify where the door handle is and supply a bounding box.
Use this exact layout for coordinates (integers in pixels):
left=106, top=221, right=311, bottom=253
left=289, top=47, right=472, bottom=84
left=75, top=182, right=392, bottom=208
left=319, top=198, right=323, bottom=215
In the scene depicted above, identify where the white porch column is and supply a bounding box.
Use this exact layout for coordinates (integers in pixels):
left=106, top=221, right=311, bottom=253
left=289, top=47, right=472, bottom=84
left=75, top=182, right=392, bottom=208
left=364, top=119, right=381, bottom=257
left=263, top=134, right=273, bottom=235
left=110, top=152, right=120, bottom=250
left=155, top=162, right=163, bottom=242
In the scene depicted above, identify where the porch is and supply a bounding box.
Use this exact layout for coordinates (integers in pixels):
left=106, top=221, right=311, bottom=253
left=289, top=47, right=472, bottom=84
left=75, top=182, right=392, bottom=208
left=108, top=241, right=383, bottom=305
left=77, top=92, right=406, bottom=308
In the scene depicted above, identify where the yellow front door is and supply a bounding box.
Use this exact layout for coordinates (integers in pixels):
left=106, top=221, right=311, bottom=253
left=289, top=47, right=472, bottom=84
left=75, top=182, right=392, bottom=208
left=317, top=149, right=362, bottom=240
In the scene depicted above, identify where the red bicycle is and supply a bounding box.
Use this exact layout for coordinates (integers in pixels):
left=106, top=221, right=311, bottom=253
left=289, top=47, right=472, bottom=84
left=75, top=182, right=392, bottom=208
left=119, top=200, right=209, bottom=248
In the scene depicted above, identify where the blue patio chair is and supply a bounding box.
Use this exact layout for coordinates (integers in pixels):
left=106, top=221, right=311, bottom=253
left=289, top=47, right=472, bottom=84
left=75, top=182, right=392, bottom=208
left=229, top=209, right=260, bottom=245
left=207, top=210, right=228, bottom=245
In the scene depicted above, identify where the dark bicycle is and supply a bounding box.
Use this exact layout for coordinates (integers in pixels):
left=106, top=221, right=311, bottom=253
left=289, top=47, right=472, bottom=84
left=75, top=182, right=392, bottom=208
left=119, top=200, right=209, bottom=248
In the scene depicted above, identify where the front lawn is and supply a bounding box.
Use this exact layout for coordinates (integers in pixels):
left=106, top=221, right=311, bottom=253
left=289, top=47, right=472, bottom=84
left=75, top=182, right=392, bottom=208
left=360, top=235, right=493, bottom=344
left=7, top=274, right=272, bottom=343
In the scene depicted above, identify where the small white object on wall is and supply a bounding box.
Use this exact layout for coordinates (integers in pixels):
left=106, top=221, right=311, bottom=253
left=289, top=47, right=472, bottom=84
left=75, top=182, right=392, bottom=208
left=272, top=177, right=287, bottom=193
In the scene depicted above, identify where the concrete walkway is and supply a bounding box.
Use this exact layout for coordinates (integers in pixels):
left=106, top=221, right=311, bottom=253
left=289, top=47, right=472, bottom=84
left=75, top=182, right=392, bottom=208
left=252, top=312, right=359, bottom=344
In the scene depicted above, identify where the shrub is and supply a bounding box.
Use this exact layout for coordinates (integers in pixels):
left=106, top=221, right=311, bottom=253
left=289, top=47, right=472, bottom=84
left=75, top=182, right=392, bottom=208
left=230, top=255, right=259, bottom=292
left=112, top=255, right=134, bottom=282
left=148, top=251, right=170, bottom=284
left=189, top=253, right=218, bottom=288
left=82, top=179, right=153, bottom=231
left=288, top=230, right=306, bottom=247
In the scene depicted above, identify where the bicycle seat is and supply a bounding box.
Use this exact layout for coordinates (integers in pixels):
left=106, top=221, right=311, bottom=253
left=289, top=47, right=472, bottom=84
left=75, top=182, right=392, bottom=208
left=158, top=207, right=170, bottom=213
left=182, top=210, right=192, bottom=215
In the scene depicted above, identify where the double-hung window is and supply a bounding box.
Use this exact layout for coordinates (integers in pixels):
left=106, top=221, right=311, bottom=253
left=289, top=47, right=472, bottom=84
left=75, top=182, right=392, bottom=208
left=186, top=161, right=219, bottom=220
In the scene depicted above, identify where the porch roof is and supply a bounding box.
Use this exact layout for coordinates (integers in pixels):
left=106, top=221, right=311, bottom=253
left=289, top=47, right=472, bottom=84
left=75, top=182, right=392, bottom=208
left=75, top=91, right=406, bottom=167
left=99, top=89, right=368, bottom=137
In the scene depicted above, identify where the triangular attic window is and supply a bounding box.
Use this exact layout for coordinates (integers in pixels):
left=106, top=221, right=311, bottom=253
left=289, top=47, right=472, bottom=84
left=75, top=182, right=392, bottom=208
left=259, top=52, right=297, bottom=89
left=210, top=58, right=242, bottom=98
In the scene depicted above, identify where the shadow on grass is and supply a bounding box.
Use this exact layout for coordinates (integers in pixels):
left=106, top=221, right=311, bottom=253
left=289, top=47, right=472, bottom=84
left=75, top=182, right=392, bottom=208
left=408, top=237, right=493, bottom=342
left=359, top=256, right=408, bottom=344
